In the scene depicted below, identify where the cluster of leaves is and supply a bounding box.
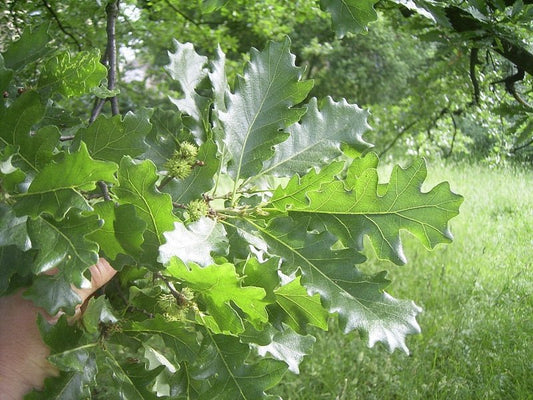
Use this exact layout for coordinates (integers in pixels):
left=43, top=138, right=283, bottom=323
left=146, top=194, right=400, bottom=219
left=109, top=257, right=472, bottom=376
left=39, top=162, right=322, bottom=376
left=1, top=2, right=464, bottom=399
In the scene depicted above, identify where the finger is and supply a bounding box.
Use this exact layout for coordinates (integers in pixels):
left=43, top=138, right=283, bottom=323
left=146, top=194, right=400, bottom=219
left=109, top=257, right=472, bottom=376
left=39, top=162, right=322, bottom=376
left=75, top=258, right=117, bottom=304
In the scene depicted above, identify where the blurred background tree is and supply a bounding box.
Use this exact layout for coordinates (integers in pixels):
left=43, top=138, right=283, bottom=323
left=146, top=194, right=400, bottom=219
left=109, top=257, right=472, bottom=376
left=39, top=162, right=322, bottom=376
left=2, top=0, right=531, bottom=163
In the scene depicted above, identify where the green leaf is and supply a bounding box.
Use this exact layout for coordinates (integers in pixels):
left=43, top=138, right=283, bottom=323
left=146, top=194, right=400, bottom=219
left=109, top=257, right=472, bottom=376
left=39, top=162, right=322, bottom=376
left=163, top=139, right=220, bottom=204
left=166, top=258, right=268, bottom=333
left=115, top=157, right=178, bottom=265
left=87, top=202, right=146, bottom=261
left=23, top=274, right=82, bottom=315
left=255, top=326, right=316, bottom=374
left=38, top=314, right=84, bottom=354
left=320, top=0, right=379, bottom=36
left=82, top=296, right=119, bottom=336
left=2, top=23, right=51, bottom=70
left=74, top=109, right=153, bottom=163
left=26, top=346, right=98, bottom=400
left=274, top=276, right=329, bottom=334
left=159, top=217, right=228, bottom=266
left=97, top=348, right=146, bottom=400
left=0, top=204, right=30, bottom=250
left=0, top=245, right=35, bottom=295
left=209, top=46, right=229, bottom=114
left=0, top=145, right=26, bottom=191
left=126, top=315, right=200, bottom=363
left=27, top=210, right=101, bottom=288
left=241, top=257, right=280, bottom=303
left=166, top=40, right=210, bottom=140
left=272, top=155, right=464, bottom=264
left=142, top=108, right=187, bottom=167
left=220, top=38, right=313, bottom=181
left=15, top=142, right=118, bottom=218
left=0, top=55, right=13, bottom=92
left=194, top=334, right=287, bottom=399
left=244, top=216, right=421, bottom=353
left=38, top=50, right=107, bottom=97
left=260, top=97, right=371, bottom=177
left=17, top=125, right=62, bottom=172
left=0, top=91, right=46, bottom=173
left=270, top=161, right=344, bottom=211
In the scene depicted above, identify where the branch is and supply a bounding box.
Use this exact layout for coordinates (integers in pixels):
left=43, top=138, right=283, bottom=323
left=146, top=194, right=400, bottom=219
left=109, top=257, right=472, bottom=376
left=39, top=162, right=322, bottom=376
left=492, top=68, right=533, bottom=110
left=155, top=272, right=188, bottom=306
left=106, top=0, right=120, bottom=116
left=469, top=47, right=480, bottom=105
left=511, top=137, right=533, bottom=153
left=444, top=114, right=458, bottom=159
left=41, top=0, right=82, bottom=51
left=163, top=0, right=202, bottom=28
left=89, top=1, right=120, bottom=123
left=379, top=120, right=418, bottom=157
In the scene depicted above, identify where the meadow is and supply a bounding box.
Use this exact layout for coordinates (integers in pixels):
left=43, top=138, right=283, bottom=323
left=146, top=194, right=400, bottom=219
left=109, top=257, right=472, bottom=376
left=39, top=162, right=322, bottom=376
left=273, top=161, right=533, bottom=400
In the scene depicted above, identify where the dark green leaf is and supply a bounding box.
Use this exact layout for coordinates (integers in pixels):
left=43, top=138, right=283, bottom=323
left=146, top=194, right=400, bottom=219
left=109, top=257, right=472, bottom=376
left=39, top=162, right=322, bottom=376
left=320, top=0, right=379, bottom=36
left=0, top=91, right=46, bottom=173
left=27, top=210, right=101, bottom=288
left=142, top=108, right=186, bottom=167
left=115, top=157, right=178, bottom=265
left=0, top=204, right=30, bottom=250
left=194, top=334, right=287, bottom=399
left=15, top=142, right=118, bottom=218
left=272, top=155, right=464, bottom=264
left=0, top=245, right=35, bottom=295
left=163, top=139, right=220, bottom=204
left=74, top=109, right=153, bottom=163
left=23, top=274, right=81, bottom=315
left=82, top=296, right=119, bottom=336
left=0, top=55, right=13, bottom=92
left=244, top=216, right=421, bottom=353
left=2, top=23, right=51, bottom=70
left=126, top=315, right=200, bottom=363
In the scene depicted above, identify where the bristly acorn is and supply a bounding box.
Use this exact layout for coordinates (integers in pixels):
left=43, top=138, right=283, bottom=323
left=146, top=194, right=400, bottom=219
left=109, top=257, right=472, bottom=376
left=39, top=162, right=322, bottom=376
left=179, top=142, right=198, bottom=162
left=165, top=156, right=192, bottom=179
left=186, top=199, right=210, bottom=221
left=164, top=142, right=200, bottom=180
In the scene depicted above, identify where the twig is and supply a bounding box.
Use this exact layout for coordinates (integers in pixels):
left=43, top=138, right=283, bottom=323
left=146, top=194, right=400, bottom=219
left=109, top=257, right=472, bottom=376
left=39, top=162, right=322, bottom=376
left=98, top=181, right=111, bottom=201
left=155, top=272, right=188, bottom=306
left=41, top=0, right=82, bottom=51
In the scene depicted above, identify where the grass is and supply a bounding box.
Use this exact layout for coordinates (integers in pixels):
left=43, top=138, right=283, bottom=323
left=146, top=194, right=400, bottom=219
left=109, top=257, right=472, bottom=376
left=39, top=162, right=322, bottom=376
left=272, top=161, right=533, bottom=400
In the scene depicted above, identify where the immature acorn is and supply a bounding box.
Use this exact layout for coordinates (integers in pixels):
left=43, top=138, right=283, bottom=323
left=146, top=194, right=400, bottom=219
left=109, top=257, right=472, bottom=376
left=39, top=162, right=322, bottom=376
left=165, top=156, right=192, bottom=179
left=164, top=142, right=199, bottom=180
left=186, top=199, right=210, bottom=221
left=179, top=142, right=198, bottom=162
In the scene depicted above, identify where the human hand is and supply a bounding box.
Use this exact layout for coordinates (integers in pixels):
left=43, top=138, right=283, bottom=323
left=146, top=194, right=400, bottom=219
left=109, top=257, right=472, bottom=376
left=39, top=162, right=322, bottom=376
left=0, top=259, right=117, bottom=400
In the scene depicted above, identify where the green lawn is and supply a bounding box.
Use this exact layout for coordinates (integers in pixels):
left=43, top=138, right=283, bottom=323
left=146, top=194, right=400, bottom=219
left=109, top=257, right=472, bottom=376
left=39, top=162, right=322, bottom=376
left=272, top=162, right=533, bottom=400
